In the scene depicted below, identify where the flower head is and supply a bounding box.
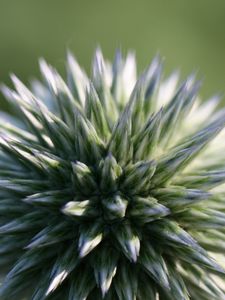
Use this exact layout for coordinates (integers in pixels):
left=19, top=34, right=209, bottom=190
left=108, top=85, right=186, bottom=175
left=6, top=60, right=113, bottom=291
left=0, top=49, right=225, bottom=299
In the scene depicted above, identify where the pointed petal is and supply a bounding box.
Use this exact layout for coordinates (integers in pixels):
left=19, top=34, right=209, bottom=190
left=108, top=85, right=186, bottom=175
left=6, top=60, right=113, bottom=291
left=152, top=116, right=225, bottom=186
left=99, top=153, right=122, bottom=193
left=67, top=50, right=88, bottom=105
left=46, top=245, right=78, bottom=295
left=153, top=186, right=211, bottom=211
left=75, top=114, right=105, bottom=164
left=129, top=196, right=170, bottom=223
left=138, top=243, right=170, bottom=289
left=72, top=161, right=97, bottom=194
left=85, top=82, right=109, bottom=138
left=133, top=108, right=163, bottom=160
left=114, top=260, right=138, bottom=300
left=78, top=223, right=103, bottom=257
left=121, top=160, right=156, bottom=194
left=62, top=200, right=97, bottom=217
left=92, top=246, right=118, bottom=297
left=114, top=224, right=140, bottom=262
left=102, top=195, right=128, bottom=220
left=69, top=265, right=95, bottom=300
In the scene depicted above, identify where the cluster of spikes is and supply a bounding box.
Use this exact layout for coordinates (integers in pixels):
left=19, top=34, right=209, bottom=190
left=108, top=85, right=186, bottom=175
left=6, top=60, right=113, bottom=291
left=0, top=48, right=225, bottom=300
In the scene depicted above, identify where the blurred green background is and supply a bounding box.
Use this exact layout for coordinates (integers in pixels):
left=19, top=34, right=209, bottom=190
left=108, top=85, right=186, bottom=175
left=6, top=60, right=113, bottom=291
left=0, top=0, right=225, bottom=109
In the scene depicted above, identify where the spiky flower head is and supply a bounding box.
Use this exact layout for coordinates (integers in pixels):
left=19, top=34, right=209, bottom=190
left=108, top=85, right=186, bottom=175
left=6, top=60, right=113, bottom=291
left=0, top=49, right=225, bottom=300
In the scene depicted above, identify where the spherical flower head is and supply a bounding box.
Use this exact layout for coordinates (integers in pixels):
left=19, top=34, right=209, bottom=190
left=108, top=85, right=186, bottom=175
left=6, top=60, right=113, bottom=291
left=0, top=48, right=225, bottom=299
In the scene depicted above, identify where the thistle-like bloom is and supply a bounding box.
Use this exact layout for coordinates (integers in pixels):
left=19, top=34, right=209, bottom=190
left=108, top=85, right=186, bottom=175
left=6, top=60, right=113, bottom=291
left=0, top=49, right=225, bottom=300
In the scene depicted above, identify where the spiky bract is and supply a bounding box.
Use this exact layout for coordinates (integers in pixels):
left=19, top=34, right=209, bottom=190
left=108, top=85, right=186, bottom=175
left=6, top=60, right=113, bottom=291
left=0, top=49, right=225, bottom=300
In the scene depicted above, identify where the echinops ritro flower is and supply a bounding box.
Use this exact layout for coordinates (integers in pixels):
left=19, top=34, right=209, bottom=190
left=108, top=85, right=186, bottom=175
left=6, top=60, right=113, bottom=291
left=0, top=49, right=225, bottom=299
